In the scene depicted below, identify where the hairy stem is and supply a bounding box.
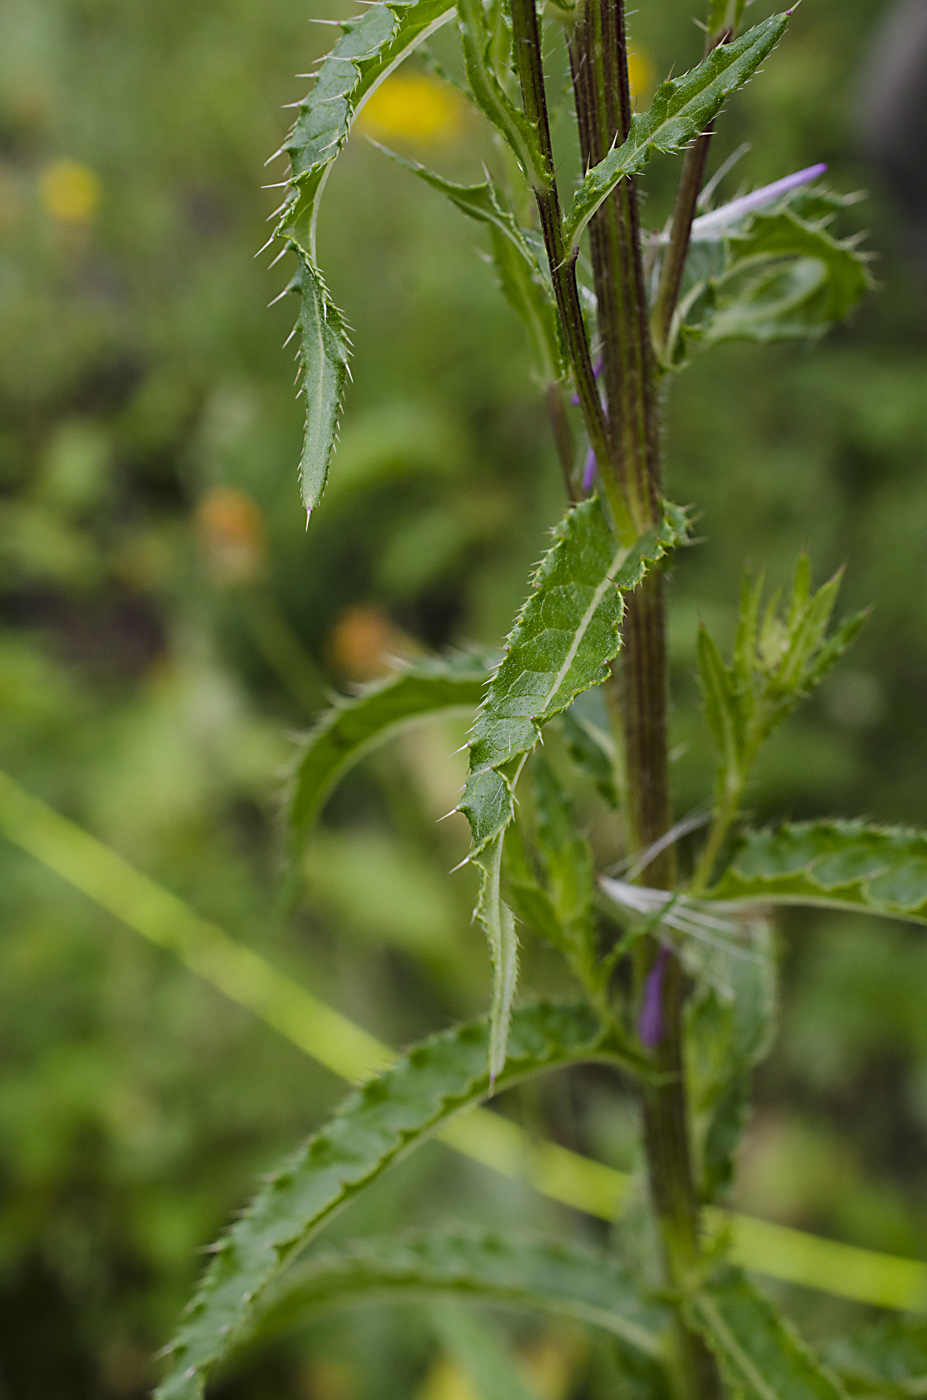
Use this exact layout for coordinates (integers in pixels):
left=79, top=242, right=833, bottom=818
left=568, top=3, right=720, bottom=1392
left=651, top=130, right=713, bottom=358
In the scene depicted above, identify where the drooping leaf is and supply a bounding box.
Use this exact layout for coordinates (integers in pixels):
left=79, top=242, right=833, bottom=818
left=275, top=0, right=456, bottom=514
left=245, top=1227, right=668, bottom=1359
left=823, top=1314, right=927, bottom=1396
left=155, top=1000, right=623, bottom=1400
left=291, top=257, right=353, bottom=518
left=690, top=1267, right=845, bottom=1400
left=562, top=13, right=789, bottom=251
left=288, top=653, right=492, bottom=852
left=376, top=146, right=564, bottom=380
left=707, top=820, right=927, bottom=925
left=458, top=498, right=688, bottom=1074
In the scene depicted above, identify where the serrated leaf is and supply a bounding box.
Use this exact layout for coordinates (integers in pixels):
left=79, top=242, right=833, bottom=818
left=693, top=209, right=872, bottom=346
left=275, top=0, right=456, bottom=514
left=697, top=624, right=746, bottom=783
left=690, top=1268, right=845, bottom=1399
left=562, top=14, right=789, bottom=250
left=155, top=1000, right=622, bottom=1400
left=288, top=653, right=492, bottom=853
left=458, top=498, right=687, bottom=1073
left=292, top=258, right=352, bottom=517
left=707, top=820, right=927, bottom=924
left=243, top=1227, right=669, bottom=1359
left=378, top=147, right=564, bottom=379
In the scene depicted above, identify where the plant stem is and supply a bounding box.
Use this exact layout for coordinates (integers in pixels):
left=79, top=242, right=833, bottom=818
left=568, top=3, right=720, bottom=1392
left=651, top=130, right=713, bottom=359
left=509, top=0, right=634, bottom=542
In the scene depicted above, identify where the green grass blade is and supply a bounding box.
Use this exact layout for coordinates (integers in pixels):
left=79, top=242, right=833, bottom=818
left=154, top=1001, right=620, bottom=1399
left=289, top=654, right=491, bottom=849
left=707, top=820, right=927, bottom=924
left=690, top=1268, right=844, bottom=1400
left=562, top=14, right=788, bottom=252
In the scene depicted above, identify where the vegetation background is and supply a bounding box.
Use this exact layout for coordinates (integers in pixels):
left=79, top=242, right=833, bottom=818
left=1, top=0, right=926, bottom=1394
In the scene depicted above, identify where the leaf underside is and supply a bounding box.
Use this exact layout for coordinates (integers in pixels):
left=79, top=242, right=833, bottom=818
left=458, top=497, right=687, bottom=1076
left=563, top=12, right=789, bottom=249
left=691, top=1268, right=845, bottom=1400
left=288, top=653, right=492, bottom=851
left=155, top=1000, right=616, bottom=1400
left=708, top=820, right=927, bottom=925
left=249, top=1227, right=668, bottom=1359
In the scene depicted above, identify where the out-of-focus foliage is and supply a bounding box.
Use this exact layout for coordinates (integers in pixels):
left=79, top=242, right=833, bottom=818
left=2, top=0, right=927, bottom=1394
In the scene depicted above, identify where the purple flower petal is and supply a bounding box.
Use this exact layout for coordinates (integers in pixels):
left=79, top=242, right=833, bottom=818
left=690, top=162, right=828, bottom=240
left=581, top=447, right=597, bottom=492
left=638, top=946, right=671, bottom=1049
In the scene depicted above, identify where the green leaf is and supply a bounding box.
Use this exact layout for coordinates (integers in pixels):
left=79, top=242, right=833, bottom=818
left=456, top=0, right=545, bottom=185
left=707, top=820, right=927, bottom=925
left=458, top=498, right=687, bottom=1073
left=562, top=14, right=789, bottom=250
left=690, top=1268, right=845, bottom=1400
left=244, top=1227, right=669, bottom=1359
left=686, top=915, right=776, bottom=1199
left=376, top=146, right=564, bottom=379
left=155, top=1000, right=622, bottom=1400
left=288, top=653, right=491, bottom=851
left=292, top=257, right=352, bottom=518
left=696, top=624, right=745, bottom=785
left=275, top=0, right=456, bottom=514
left=707, top=0, right=748, bottom=41
left=692, top=209, right=872, bottom=347
left=823, top=1314, right=927, bottom=1396
left=532, top=756, right=597, bottom=971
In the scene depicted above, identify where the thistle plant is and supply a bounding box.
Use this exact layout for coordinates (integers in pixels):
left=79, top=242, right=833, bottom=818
left=150, top=0, right=927, bottom=1394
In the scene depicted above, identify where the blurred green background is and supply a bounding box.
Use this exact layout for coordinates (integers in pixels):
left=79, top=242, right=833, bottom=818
left=1, top=0, right=927, bottom=1394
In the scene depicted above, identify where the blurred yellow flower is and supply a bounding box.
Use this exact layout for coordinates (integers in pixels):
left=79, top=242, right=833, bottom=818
left=627, top=49, right=654, bottom=101
left=38, top=159, right=101, bottom=223
left=195, top=486, right=267, bottom=585
left=356, top=73, right=463, bottom=146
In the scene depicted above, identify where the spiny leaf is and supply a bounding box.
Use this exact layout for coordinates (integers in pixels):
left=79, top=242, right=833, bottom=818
left=458, top=498, right=687, bottom=1074
left=155, top=1000, right=622, bottom=1400
left=292, top=258, right=352, bottom=518
left=689, top=1267, right=845, bottom=1399
left=245, top=1228, right=669, bottom=1360
left=275, top=0, right=455, bottom=515
left=288, top=653, right=492, bottom=853
left=377, top=146, right=564, bottom=379
left=707, top=820, right=927, bottom=924
left=562, top=13, right=789, bottom=250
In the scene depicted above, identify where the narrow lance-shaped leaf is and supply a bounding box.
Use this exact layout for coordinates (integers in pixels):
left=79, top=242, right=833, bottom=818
left=275, top=0, right=456, bottom=515
left=562, top=13, right=789, bottom=251
left=245, top=1228, right=668, bottom=1361
left=689, top=1267, right=844, bottom=1399
left=459, top=498, right=688, bottom=1075
left=154, top=1000, right=624, bottom=1400
left=707, top=820, right=927, bottom=924
left=455, top=0, right=545, bottom=186
left=288, top=653, right=492, bottom=854
left=376, top=146, right=564, bottom=380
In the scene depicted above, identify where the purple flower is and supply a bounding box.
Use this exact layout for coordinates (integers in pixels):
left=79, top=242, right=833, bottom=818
left=689, top=162, right=827, bottom=241
left=638, top=945, right=671, bottom=1049
left=581, top=447, right=597, bottom=492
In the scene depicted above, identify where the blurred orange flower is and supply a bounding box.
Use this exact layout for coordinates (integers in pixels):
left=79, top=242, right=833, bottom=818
left=195, top=486, right=267, bottom=585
